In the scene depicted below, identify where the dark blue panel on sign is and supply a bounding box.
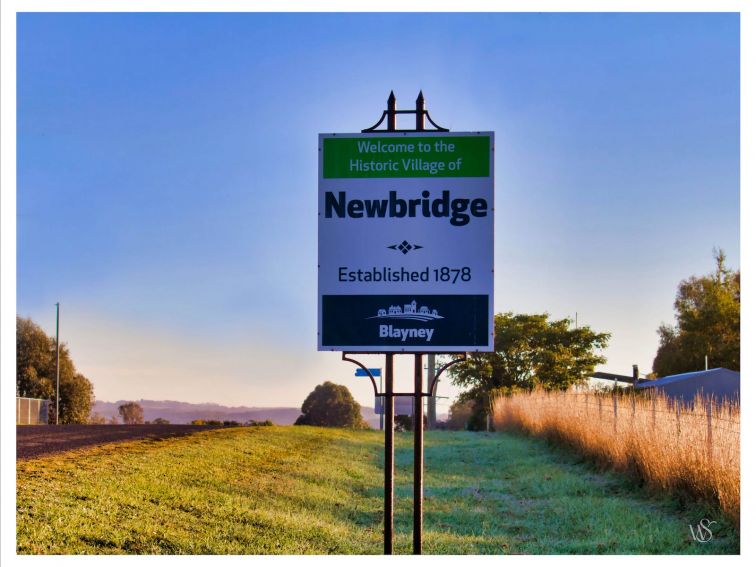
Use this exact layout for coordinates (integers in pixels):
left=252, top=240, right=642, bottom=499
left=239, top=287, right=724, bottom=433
left=321, top=295, right=488, bottom=348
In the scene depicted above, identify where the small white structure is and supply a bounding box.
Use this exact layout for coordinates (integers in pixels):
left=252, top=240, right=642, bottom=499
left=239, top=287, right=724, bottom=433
left=16, top=397, right=50, bottom=425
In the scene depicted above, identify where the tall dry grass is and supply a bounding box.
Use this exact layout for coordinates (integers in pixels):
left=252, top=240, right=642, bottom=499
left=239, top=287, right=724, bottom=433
left=492, top=388, right=740, bottom=524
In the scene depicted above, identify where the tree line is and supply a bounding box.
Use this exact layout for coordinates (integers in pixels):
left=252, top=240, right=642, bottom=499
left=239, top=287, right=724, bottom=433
left=446, top=249, right=740, bottom=429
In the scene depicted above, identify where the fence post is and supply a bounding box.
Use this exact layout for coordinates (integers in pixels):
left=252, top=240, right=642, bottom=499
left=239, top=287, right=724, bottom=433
left=651, top=395, right=656, bottom=431
left=613, top=389, right=618, bottom=434
left=28, top=398, right=31, bottom=425
left=676, top=401, right=681, bottom=437
left=585, top=392, right=589, bottom=417
left=706, top=397, right=713, bottom=462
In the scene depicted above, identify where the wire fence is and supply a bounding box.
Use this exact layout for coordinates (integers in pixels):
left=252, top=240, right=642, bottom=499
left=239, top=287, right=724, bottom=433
left=16, top=397, right=51, bottom=425
left=500, top=389, right=740, bottom=443
left=492, top=388, right=740, bottom=523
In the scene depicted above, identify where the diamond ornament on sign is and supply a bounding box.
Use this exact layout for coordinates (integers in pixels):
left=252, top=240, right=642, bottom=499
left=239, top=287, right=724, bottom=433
left=388, top=240, right=423, bottom=254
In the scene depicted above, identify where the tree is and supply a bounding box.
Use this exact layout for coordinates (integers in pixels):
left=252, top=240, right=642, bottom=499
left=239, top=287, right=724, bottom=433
left=59, top=372, right=95, bottom=424
left=118, top=402, right=144, bottom=424
left=446, top=399, right=476, bottom=430
left=449, top=312, right=610, bottom=429
left=294, top=381, right=369, bottom=428
left=16, top=316, right=95, bottom=423
left=17, top=317, right=56, bottom=400
left=151, top=417, right=170, bottom=425
left=653, top=249, right=740, bottom=376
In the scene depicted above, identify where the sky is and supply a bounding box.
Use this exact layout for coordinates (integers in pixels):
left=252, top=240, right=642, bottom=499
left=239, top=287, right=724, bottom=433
left=14, top=12, right=740, bottom=410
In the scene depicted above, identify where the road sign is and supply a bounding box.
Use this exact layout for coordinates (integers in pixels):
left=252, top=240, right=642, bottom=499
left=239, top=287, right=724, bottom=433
left=318, top=131, right=494, bottom=352
left=355, top=368, right=382, bottom=377
left=375, top=395, right=414, bottom=416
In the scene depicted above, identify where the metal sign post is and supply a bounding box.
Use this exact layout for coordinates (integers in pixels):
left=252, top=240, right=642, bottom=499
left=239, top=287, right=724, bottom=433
left=413, top=354, right=424, bottom=554
left=427, top=354, right=436, bottom=429
left=325, top=93, right=493, bottom=554
left=384, top=354, right=394, bottom=554
left=343, top=351, right=465, bottom=554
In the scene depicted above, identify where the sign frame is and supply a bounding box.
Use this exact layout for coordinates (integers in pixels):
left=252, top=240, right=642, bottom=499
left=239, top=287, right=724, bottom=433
left=318, top=130, right=495, bottom=353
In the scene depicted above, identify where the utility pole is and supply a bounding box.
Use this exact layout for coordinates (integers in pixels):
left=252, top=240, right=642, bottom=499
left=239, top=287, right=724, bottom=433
left=55, top=302, right=60, bottom=425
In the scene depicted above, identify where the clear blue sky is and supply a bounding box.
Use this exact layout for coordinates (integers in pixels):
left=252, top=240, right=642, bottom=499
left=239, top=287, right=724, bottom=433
left=16, top=13, right=739, bottom=409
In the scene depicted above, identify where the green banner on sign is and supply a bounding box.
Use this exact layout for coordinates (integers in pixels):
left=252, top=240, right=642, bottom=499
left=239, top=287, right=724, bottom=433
left=322, top=136, right=490, bottom=179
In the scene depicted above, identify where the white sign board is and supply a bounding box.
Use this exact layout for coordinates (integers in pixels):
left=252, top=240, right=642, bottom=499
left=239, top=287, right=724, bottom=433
left=318, top=132, right=494, bottom=352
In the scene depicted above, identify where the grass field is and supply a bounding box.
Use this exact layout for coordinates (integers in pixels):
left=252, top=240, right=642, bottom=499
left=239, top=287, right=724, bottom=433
left=16, top=426, right=739, bottom=554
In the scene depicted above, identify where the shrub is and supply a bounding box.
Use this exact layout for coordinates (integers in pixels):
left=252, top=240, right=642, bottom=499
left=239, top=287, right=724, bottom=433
left=245, top=419, right=273, bottom=426
left=295, top=381, right=369, bottom=428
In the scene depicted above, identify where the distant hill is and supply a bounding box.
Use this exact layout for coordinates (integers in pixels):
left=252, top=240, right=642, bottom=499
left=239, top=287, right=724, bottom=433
left=92, top=399, right=381, bottom=428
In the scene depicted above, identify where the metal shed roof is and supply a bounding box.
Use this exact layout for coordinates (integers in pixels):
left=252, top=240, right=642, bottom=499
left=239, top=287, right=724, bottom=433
left=636, top=368, right=739, bottom=388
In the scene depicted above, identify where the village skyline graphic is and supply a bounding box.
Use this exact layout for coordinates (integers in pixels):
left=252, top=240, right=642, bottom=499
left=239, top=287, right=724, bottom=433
left=366, top=299, right=444, bottom=322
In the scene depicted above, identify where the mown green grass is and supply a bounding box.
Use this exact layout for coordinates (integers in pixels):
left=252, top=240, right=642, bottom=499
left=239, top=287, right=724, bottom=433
left=17, top=427, right=738, bottom=554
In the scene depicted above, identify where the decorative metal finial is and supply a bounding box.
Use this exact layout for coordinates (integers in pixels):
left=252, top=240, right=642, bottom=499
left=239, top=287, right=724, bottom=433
left=362, top=91, right=448, bottom=133
left=415, top=91, right=425, bottom=130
